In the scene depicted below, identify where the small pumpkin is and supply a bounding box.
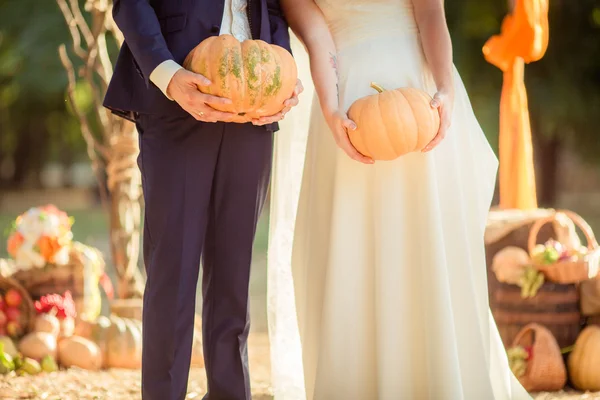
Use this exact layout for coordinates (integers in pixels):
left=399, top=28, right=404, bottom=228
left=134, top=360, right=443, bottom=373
left=347, top=83, right=440, bottom=160
left=58, top=336, right=102, bottom=370
left=183, top=34, right=298, bottom=123
left=18, top=332, right=57, bottom=361
left=34, top=314, right=60, bottom=338
left=0, top=336, right=18, bottom=358
left=569, top=325, right=600, bottom=390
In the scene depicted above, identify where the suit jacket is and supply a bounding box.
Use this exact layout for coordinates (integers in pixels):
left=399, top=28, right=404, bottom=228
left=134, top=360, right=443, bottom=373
left=103, top=0, right=291, bottom=124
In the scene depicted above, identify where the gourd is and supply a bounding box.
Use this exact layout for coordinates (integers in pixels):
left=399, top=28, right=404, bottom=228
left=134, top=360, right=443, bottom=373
left=347, top=83, right=440, bottom=160
left=34, top=314, right=60, bottom=338
left=569, top=325, right=600, bottom=390
left=18, top=332, right=57, bottom=360
left=58, top=336, right=102, bottom=370
left=183, top=34, right=298, bottom=123
left=75, top=315, right=142, bottom=369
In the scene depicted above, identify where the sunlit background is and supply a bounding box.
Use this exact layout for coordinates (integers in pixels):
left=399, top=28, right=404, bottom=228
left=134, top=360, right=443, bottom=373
left=0, top=0, right=599, bottom=398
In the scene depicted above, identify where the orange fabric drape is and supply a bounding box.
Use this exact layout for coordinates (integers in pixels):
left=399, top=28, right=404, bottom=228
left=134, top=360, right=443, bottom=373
left=482, top=0, right=549, bottom=210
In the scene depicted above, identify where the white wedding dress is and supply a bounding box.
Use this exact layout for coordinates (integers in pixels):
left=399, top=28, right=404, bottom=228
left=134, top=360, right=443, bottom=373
left=267, top=0, right=532, bottom=399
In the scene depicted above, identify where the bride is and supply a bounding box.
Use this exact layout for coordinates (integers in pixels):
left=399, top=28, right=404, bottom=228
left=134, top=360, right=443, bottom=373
left=267, top=0, right=532, bottom=399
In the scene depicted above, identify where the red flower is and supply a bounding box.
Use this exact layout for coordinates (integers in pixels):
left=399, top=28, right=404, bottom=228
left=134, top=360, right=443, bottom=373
left=34, top=291, right=77, bottom=319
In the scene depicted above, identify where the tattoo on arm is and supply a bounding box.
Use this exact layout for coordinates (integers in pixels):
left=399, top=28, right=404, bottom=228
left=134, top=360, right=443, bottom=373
left=329, top=52, right=339, bottom=101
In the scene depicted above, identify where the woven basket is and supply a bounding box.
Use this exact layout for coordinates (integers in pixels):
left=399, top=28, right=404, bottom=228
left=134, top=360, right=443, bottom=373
left=512, top=323, right=567, bottom=392
left=0, top=276, right=35, bottom=336
left=10, top=243, right=105, bottom=321
left=528, top=210, right=600, bottom=284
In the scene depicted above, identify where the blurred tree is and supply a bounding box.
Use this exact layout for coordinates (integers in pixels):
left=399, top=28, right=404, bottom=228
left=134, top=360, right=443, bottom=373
left=0, top=0, right=91, bottom=188
left=0, top=0, right=598, bottom=204
left=447, top=0, right=600, bottom=206
left=527, top=0, right=600, bottom=204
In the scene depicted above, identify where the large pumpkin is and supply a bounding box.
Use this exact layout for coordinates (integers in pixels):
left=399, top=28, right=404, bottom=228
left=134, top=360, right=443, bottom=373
left=75, top=315, right=142, bottom=369
left=569, top=325, right=600, bottom=390
left=183, top=34, right=297, bottom=123
left=347, top=83, right=440, bottom=160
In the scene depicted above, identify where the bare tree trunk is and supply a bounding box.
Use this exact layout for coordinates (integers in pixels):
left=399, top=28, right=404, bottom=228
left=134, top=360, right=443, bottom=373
left=57, top=0, right=144, bottom=298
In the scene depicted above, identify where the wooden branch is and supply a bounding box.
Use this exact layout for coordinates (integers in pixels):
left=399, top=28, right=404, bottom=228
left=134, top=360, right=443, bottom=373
left=83, top=10, right=108, bottom=81
left=59, top=46, right=111, bottom=168
left=59, top=44, right=112, bottom=225
left=56, top=0, right=86, bottom=59
left=69, top=0, right=94, bottom=47
left=97, top=32, right=114, bottom=89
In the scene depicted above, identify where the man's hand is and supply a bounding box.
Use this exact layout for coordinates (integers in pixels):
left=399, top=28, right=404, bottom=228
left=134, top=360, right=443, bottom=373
left=252, top=79, right=304, bottom=126
left=167, top=69, right=236, bottom=122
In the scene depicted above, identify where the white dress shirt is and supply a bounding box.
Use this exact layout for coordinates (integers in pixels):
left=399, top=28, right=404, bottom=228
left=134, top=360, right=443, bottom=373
left=149, top=0, right=252, bottom=99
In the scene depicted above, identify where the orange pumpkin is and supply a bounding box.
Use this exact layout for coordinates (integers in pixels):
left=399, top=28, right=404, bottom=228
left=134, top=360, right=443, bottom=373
left=74, top=315, right=142, bottom=369
left=568, top=325, right=600, bottom=391
left=347, top=83, right=440, bottom=161
left=183, top=34, right=298, bottom=123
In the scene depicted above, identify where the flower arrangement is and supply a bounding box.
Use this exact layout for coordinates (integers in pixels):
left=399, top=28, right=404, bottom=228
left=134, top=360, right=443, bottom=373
left=531, top=239, right=588, bottom=265
left=6, top=205, right=74, bottom=269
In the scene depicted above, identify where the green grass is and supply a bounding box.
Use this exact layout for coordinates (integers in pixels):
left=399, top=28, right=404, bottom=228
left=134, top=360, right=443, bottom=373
left=0, top=207, right=270, bottom=260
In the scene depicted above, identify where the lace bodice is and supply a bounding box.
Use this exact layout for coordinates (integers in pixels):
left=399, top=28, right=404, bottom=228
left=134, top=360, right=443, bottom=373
left=315, top=0, right=419, bottom=49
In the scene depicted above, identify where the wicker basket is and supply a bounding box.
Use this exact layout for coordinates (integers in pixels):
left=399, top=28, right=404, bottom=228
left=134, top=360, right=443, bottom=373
left=528, top=210, right=600, bottom=284
left=0, top=276, right=35, bottom=336
left=10, top=243, right=105, bottom=321
left=511, top=323, right=567, bottom=392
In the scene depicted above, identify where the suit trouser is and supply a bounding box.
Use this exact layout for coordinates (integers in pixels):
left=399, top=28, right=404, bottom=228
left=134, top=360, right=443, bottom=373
left=137, top=114, right=273, bottom=400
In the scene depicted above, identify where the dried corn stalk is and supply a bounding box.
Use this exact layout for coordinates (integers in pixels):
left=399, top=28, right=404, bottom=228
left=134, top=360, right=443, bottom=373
left=57, top=0, right=144, bottom=298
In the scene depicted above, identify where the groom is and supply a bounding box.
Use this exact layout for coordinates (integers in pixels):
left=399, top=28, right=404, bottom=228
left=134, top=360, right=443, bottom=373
left=104, top=1, right=299, bottom=399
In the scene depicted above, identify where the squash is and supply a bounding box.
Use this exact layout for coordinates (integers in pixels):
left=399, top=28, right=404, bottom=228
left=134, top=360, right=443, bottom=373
left=347, top=83, right=440, bottom=160
left=18, top=332, right=57, bottom=360
left=569, top=325, right=600, bottom=390
left=183, top=34, right=298, bottom=123
left=75, top=315, right=142, bottom=369
left=34, top=314, right=60, bottom=338
left=58, top=336, right=102, bottom=370
left=0, top=336, right=18, bottom=358
left=492, top=246, right=531, bottom=284
left=105, top=315, right=142, bottom=369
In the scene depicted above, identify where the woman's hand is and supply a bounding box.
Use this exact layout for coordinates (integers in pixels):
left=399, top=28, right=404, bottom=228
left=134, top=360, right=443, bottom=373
left=252, top=79, right=304, bottom=126
left=325, top=110, right=374, bottom=164
left=422, top=88, right=454, bottom=152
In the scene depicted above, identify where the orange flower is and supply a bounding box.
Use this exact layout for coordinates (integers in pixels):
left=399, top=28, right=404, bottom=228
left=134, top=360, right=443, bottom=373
left=7, top=232, right=24, bottom=258
left=37, top=235, right=61, bottom=262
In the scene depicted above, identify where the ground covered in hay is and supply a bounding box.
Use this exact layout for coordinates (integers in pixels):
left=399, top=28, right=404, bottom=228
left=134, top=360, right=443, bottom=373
left=0, top=333, right=597, bottom=399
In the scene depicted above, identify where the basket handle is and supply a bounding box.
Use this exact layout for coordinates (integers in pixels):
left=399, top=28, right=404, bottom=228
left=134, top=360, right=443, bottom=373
left=527, top=209, right=598, bottom=255
left=512, top=323, right=538, bottom=348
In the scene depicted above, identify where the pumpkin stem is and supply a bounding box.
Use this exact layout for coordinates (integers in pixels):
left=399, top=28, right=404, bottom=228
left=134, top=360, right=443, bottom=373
left=370, top=82, right=386, bottom=93
left=560, top=345, right=575, bottom=354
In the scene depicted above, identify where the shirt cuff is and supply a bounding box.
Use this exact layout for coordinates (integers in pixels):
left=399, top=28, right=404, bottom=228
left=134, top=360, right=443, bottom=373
left=149, top=60, right=183, bottom=100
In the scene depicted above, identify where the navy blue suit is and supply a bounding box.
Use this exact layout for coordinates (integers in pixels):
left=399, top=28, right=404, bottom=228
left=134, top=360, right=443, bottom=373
left=104, top=1, right=291, bottom=399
